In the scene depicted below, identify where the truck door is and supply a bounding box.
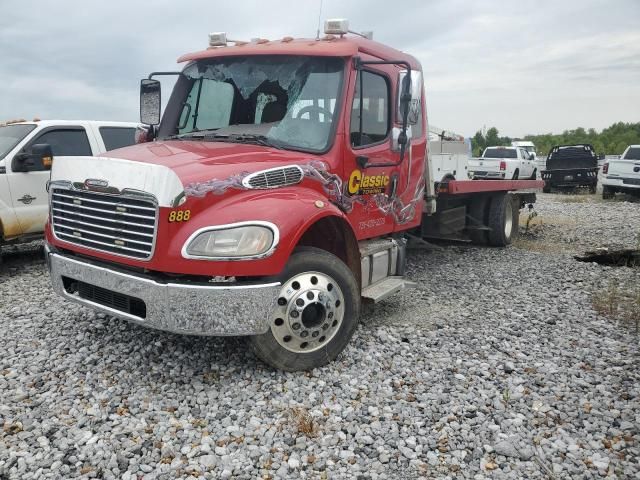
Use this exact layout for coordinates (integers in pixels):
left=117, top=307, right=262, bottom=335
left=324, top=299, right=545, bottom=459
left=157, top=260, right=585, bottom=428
left=9, top=127, right=94, bottom=234
left=343, top=62, right=426, bottom=239
left=343, top=65, right=400, bottom=239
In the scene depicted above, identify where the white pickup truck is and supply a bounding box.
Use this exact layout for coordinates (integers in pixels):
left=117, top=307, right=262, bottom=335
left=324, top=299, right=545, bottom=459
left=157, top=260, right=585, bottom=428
left=468, top=146, right=536, bottom=180
left=602, top=145, right=640, bottom=199
left=0, top=120, right=139, bottom=249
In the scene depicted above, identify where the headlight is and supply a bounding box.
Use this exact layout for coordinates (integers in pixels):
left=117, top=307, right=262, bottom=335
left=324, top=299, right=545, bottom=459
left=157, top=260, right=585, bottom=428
left=183, top=222, right=277, bottom=259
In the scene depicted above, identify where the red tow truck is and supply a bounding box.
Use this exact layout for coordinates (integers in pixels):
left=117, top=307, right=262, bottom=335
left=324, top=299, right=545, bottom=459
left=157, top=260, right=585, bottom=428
left=44, top=20, right=541, bottom=370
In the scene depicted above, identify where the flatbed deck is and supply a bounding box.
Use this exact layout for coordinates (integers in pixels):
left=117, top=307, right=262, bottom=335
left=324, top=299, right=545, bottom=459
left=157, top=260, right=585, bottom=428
left=443, top=179, right=544, bottom=195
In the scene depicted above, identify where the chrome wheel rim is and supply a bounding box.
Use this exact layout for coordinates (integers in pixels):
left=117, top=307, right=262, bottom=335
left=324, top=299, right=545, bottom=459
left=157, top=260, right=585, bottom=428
left=271, top=271, right=345, bottom=353
left=504, top=201, right=513, bottom=238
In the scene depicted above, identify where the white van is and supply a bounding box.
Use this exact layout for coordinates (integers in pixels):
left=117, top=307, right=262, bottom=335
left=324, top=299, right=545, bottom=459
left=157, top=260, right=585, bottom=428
left=0, top=120, right=139, bottom=248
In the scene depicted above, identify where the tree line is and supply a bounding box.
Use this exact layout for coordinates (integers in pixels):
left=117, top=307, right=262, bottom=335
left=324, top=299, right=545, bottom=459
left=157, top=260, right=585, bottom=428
left=471, top=122, right=640, bottom=157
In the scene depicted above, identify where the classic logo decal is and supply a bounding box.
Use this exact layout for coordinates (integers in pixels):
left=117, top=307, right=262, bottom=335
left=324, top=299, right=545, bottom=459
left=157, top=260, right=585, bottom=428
left=348, top=170, right=389, bottom=195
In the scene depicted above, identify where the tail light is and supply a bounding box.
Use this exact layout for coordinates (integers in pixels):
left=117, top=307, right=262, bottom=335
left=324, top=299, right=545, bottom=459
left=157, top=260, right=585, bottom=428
left=602, top=163, right=609, bottom=174
left=500, top=161, right=506, bottom=171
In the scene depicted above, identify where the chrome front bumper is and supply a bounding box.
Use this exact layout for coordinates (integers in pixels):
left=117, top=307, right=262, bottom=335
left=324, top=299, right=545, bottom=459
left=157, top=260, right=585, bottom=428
left=46, top=249, right=281, bottom=336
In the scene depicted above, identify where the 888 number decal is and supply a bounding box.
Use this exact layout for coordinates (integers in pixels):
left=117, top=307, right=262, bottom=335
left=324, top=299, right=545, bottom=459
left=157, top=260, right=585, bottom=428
left=168, top=210, right=191, bottom=222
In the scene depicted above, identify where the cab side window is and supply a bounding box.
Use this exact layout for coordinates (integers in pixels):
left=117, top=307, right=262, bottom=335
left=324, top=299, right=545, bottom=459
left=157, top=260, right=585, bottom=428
left=350, top=71, right=390, bottom=147
left=30, top=129, right=92, bottom=156
left=100, top=127, right=136, bottom=151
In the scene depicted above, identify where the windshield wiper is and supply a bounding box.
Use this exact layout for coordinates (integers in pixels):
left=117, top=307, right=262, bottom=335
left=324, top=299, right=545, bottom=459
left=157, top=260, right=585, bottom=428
left=164, top=131, right=283, bottom=149
left=164, top=128, right=220, bottom=141
left=203, top=133, right=284, bottom=150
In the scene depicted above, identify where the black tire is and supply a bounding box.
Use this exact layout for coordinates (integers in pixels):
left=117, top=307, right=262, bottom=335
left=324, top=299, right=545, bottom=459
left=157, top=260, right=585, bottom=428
left=487, top=194, right=519, bottom=246
left=588, top=184, right=597, bottom=195
left=468, top=197, right=488, bottom=245
left=602, top=186, right=615, bottom=200
left=512, top=169, right=519, bottom=180
left=542, top=183, right=551, bottom=193
left=250, top=247, right=360, bottom=371
left=529, top=169, right=537, bottom=180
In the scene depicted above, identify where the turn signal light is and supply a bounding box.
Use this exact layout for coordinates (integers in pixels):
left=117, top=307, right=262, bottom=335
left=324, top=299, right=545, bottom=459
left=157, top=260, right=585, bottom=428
left=602, top=163, right=609, bottom=174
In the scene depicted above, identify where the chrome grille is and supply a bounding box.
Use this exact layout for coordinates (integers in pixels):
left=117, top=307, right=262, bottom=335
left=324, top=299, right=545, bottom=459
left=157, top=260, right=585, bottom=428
left=51, top=188, right=157, bottom=260
left=243, top=166, right=304, bottom=189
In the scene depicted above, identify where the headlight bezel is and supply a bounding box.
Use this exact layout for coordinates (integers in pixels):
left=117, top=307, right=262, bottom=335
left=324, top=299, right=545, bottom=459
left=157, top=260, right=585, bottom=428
left=181, top=221, right=279, bottom=261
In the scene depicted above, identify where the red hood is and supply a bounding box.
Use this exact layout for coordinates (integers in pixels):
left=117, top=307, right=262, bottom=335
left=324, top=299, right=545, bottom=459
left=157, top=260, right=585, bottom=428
left=103, top=140, right=314, bottom=185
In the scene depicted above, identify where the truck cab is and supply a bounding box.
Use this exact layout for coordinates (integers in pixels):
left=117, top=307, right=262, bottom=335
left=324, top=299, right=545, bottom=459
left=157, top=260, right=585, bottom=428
left=45, top=21, right=427, bottom=370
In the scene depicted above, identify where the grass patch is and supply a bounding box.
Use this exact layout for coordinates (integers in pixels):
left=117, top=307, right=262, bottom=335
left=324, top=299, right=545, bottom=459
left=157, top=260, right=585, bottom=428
left=592, top=280, right=640, bottom=333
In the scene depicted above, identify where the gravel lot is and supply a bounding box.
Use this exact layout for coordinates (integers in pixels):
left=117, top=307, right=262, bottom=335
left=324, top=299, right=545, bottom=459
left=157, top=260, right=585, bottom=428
left=1, top=194, right=639, bottom=479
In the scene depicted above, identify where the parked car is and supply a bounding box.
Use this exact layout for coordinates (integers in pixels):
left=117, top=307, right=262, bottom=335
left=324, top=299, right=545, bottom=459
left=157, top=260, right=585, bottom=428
left=602, top=145, right=640, bottom=199
left=541, top=144, right=598, bottom=193
left=468, top=146, right=536, bottom=180
left=0, top=120, right=139, bottom=251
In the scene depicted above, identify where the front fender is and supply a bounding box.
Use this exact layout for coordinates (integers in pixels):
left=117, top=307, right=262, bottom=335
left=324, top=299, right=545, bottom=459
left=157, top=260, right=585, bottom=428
left=163, top=187, right=353, bottom=277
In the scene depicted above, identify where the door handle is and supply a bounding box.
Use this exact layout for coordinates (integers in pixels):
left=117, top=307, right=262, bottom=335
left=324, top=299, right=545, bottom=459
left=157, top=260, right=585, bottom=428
left=17, top=194, right=36, bottom=204
left=356, top=155, right=368, bottom=169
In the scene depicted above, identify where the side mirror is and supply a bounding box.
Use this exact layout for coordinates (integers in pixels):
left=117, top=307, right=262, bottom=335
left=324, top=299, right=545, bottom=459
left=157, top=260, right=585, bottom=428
left=12, top=143, right=53, bottom=172
left=397, top=70, right=423, bottom=125
left=140, top=79, right=161, bottom=125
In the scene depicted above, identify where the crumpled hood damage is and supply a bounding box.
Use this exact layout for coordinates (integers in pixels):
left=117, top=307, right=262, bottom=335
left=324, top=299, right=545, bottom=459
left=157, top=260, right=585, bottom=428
left=50, top=140, right=314, bottom=207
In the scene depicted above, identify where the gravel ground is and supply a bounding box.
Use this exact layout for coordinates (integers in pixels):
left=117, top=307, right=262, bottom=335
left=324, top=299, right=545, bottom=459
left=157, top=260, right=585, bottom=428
left=1, top=194, right=639, bottom=479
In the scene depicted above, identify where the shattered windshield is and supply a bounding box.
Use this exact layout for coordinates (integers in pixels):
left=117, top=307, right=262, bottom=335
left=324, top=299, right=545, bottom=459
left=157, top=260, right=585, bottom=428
left=162, top=55, right=344, bottom=153
left=0, top=124, right=36, bottom=159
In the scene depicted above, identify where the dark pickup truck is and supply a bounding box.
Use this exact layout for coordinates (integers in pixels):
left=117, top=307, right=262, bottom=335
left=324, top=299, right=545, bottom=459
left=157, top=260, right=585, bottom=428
left=542, top=144, right=599, bottom=193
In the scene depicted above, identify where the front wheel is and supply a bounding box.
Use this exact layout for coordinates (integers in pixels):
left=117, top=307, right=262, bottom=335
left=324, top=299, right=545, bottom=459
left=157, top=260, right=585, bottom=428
left=529, top=169, right=537, bottom=180
left=250, top=247, right=360, bottom=371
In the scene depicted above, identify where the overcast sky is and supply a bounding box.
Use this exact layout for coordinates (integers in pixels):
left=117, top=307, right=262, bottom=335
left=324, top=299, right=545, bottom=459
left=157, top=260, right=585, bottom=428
left=1, top=0, right=638, bottom=138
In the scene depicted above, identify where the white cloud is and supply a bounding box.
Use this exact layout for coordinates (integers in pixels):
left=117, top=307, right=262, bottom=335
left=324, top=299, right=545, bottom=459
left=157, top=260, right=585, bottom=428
left=0, top=0, right=638, bottom=137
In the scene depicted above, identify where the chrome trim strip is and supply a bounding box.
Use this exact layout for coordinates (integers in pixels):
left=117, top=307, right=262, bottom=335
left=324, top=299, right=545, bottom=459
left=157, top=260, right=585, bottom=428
left=52, top=200, right=156, bottom=221
left=52, top=222, right=153, bottom=246
left=52, top=192, right=156, bottom=211
left=52, top=216, right=155, bottom=238
left=51, top=207, right=155, bottom=230
left=55, top=232, right=152, bottom=255
left=48, top=252, right=280, bottom=336
left=181, top=221, right=280, bottom=261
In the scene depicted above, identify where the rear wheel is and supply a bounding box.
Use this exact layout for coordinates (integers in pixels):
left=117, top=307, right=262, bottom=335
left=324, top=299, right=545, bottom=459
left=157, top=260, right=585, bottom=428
left=588, top=184, right=597, bottom=194
left=488, top=194, right=519, bottom=246
left=602, top=186, right=615, bottom=199
left=542, top=183, right=551, bottom=193
left=250, top=247, right=360, bottom=371
left=512, top=169, right=519, bottom=180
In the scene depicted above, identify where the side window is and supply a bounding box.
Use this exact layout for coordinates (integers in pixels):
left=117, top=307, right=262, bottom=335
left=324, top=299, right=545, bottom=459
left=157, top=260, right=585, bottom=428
left=99, top=127, right=136, bottom=151
left=350, top=71, right=390, bottom=147
left=30, top=129, right=92, bottom=156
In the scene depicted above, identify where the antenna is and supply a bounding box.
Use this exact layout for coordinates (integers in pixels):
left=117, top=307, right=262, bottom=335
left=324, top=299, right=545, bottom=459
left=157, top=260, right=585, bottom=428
left=316, top=0, right=323, bottom=40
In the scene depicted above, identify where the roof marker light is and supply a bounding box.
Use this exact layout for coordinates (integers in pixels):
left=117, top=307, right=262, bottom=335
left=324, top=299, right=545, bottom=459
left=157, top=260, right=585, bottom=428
left=324, top=19, right=349, bottom=35
left=208, top=32, right=228, bottom=47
